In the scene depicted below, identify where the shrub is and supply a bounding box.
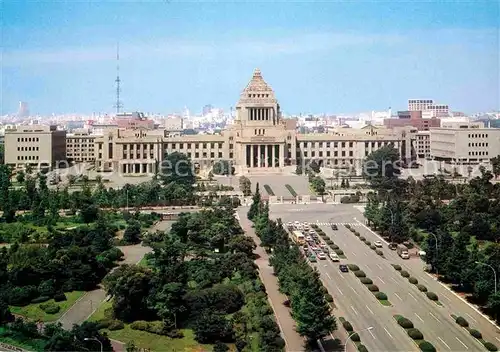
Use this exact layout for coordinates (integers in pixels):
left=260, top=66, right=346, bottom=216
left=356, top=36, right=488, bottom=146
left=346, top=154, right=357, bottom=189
left=397, top=317, right=414, bottom=329
left=358, top=344, right=368, bottom=352
left=367, top=284, right=379, bottom=292
left=108, top=320, right=125, bottom=330
left=469, top=329, right=482, bottom=339
left=331, top=244, right=340, bottom=250
left=375, top=292, right=388, bottom=300
left=365, top=241, right=371, bottom=246
left=350, top=333, right=360, bottom=342
left=484, top=342, right=498, bottom=351
left=354, top=270, right=366, bottom=278
left=347, top=264, right=360, bottom=271
left=400, top=270, right=410, bottom=278
left=392, top=264, right=402, bottom=271
left=455, top=316, right=469, bottom=327
left=376, top=249, right=384, bottom=256
left=326, top=239, right=334, bottom=245
left=360, top=278, right=373, bottom=285
left=31, top=296, right=50, bottom=304
left=370, top=245, right=376, bottom=250
left=53, top=292, right=67, bottom=302
left=407, top=328, right=424, bottom=340
left=354, top=232, right=360, bottom=237
left=130, top=320, right=150, bottom=331
left=345, top=225, right=351, bottom=229
left=335, top=249, right=344, bottom=255
left=41, top=303, right=60, bottom=314
left=325, top=294, right=334, bottom=303
left=409, top=277, right=418, bottom=284
left=360, top=236, right=366, bottom=241
left=165, top=330, right=184, bottom=338
left=417, top=284, right=427, bottom=292
left=320, top=286, right=328, bottom=294
left=426, top=292, right=438, bottom=301
left=342, top=320, right=354, bottom=332
left=419, top=341, right=436, bottom=352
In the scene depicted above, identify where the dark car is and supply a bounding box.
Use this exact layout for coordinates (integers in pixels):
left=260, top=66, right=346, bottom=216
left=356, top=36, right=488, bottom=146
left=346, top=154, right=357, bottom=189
left=339, top=264, right=349, bottom=273
left=331, top=224, right=338, bottom=230
left=388, top=243, right=398, bottom=250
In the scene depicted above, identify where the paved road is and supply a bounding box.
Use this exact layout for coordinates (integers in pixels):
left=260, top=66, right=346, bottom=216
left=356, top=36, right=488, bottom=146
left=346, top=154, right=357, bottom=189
left=271, top=203, right=500, bottom=351
left=218, top=174, right=311, bottom=198
left=237, top=209, right=307, bottom=352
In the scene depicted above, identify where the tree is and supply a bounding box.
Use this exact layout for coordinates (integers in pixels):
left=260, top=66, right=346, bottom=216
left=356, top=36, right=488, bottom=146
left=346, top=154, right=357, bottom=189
left=239, top=176, right=252, bottom=196
left=307, top=160, right=320, bottom=174
left=213, top=160, right=235, bottom=176
left=310, top=176, right=325, bottom=196
left=0, top=298, right=13, bottom=324
left=363, top=145, right=401, bottom=189
left=247, top=183, right=261, bottom=220
left=80, top=204, right=99, bottom=223
left=295, top=164, right=303, bottom=175
left=149, top=282, right=186, bottom=329
left=491, top=155, right=500, bottom=179
left=445, top=231, right=470, bottom=285
left=213, top=343, right=230, bottom=352
left=123, top=220, right=142, bottom=244
left=161, top=152, right=196, bottom=187
left=16, top=170, right=26, bottom=184
left=193, top=310, right=234, bottom=343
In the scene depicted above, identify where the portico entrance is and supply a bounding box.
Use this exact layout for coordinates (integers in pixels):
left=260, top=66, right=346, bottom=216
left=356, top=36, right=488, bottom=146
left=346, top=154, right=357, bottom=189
left=245, top=144, right=284, bottom=168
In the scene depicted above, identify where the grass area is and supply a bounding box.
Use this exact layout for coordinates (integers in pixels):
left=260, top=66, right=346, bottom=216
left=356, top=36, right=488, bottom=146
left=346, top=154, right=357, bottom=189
left=285, top=184, right=297, bottom=197
left=378, top=299, right=392, bottom=306
left=0, top=329, right=46, bottom=352
left=263, top=184, right=275, bottom=196
left=10, top=291, right=85, bottom=322
left=137, top=256, right=151, bottom=267
left=87, top=300, right=213, bottom=352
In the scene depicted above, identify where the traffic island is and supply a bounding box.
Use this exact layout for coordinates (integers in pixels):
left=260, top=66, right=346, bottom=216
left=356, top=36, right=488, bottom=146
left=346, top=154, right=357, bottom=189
left=451, top=314, right=499, bottom=351
left=393, top=315, right=437, bottom=352
left=338, top=317, right=370, bottom=352
left=263, top=184, right=275, bottom=196
left=285, top=184, right=297, bottom=197
left=348, top=264, right=392, bottom=306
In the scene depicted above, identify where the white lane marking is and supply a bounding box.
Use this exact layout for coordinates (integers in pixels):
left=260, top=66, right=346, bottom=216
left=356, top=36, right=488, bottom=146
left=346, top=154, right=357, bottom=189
left=351, top=252, right=357, bottom=257
left=394, top=293, right=403, bottom=301
left=368, top=329, right=376, bottom=339
left=351, top=306, right=359, bottom=315
left=415, top=313, right=424, bottom=323
left=438, top=337, right=451, bottom=350
left=376, top=264, right=383, bottom=270
left=377, top=276, right=386, bottom=284
left=409, top=293, right=418, bottom=302
left=366, top=305, right=374, bottom=315
left=419, top=277, right=429, bottom=284
left=465, top=313, right=477, bottom=323
left=384, top=328, right=393, bottom=339
left=496, top=337, right=500, bottom=343
left=350, top=286, right=359, bottom=295
left=455, top=337, right=469, bottom=349
left=429, top=312, right=440, bottom=322
left=391, top=277, right=398, bottom=284
left=364, top=252, right=368, bottom=256
left=337, top=287, right=344, bottom=295
left=326, top=273, right=332, bottom=280
left=442, top=294, right=452, bottom=302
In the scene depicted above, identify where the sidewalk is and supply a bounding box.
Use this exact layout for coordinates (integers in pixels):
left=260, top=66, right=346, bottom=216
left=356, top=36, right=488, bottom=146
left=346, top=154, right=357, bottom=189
left=238, top=214, right=306, bottom=352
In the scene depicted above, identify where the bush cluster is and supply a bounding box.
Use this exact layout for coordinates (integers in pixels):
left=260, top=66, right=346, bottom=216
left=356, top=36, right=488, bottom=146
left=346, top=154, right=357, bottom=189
left=350, top=332, right=360, bottom=342
left=370, top=245, right=376, bottom=250
left=335, top=249, right=344, bottom=255
left=341, top=320, right=353, bottom=332
left=375, top=292, right=387, bottom=301
left=407, top=328, right=424, bottom=340
left=396, top=316, right=414, bottom=329
left=354, top=270, right=366, bottom=278
left=367, top=284, right=379, bottom=292
left=325, top=294, right=334, bottom=303
left=408, top=277, right=418, bottom=285
left=39, top=302, right=60, bottom=314
left=469, top=329, right=482, bottom=339
left=426, top=292, right=438, bottom=301
left=400, top=270, right=410, bottom=278
left=455, top=316, right=469, bottom=327
left=392, top=264, right=402, bottom=271
left=130, top=320, right=184, bottom=337
left=360, top=278, right=373, bottom=285
left=365, top=240, right=371, bottom=246
left=483, top=342, right=498, bottom=351
left=53, top=292, right=67, bottom=302
left=375, top=249, right=384, bottom=256
left=419, top=341, right=436, bottom=352
left=359, top=236, right=366, bottom=241
left=347, top=264, right=359, bottom=271
left=357, top=344, right=368, bottom=352
left=417, top=284, right=428, bottom=292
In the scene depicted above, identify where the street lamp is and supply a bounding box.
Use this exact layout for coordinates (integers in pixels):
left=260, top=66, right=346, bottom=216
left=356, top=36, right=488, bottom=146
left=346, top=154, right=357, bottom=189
left=345, top=327, right=373, bottom=352
left=429, top=232, right=439, bottom=277
left=475, top=261, right=497, bottom=294
left=84, top=337, right=103, bottom=352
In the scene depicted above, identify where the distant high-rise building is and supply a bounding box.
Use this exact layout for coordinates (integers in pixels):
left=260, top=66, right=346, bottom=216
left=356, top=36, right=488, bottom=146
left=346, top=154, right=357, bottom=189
left=18, top=101, right=30, bottom=117
left=202, top=104, right=213, bottom=116
left=408, top=99, right=449, bottom=117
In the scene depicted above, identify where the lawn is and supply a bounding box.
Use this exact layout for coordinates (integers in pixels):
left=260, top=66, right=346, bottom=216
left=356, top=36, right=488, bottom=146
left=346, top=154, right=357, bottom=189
left=0, top=327, right=46, bottom=352
left=88, top=300, right=214, bottom=352
left=10, top=291, right=85, bottom=322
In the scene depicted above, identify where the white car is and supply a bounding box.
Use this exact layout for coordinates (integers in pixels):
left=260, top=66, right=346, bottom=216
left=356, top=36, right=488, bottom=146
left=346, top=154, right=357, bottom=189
left=374, top=241, right=383, bottom=248
left=303, top=222, right=309, bottom=227
left=317, top=252, right=327, bottom=260
left=329, top=252, right=340, bottom=262
left=305, top=236, right=312, bottom=242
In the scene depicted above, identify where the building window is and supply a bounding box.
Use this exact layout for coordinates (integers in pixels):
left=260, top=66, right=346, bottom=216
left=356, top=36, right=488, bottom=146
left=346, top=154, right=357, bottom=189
left=210, top=152, right=214, bottom=158
left=218, top=152, right=222, bottom=158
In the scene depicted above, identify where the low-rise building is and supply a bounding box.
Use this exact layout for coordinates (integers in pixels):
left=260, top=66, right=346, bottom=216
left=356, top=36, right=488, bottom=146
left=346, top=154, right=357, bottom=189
left=385, top=111, right=440, bottom=131
left=66, top=129, right=96, bottom=162
left=416, top=131, right=431, bottom=158
left=4, top=125, right=66, bottom=167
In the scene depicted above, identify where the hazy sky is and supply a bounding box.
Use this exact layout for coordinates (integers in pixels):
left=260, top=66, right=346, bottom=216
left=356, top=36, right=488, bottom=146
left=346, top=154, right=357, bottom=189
left=1, top=1, right=499, bottom=115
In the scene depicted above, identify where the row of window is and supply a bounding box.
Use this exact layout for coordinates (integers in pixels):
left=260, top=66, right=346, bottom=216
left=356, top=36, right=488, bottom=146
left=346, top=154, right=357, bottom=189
left=468, top=142, right=489, bottom=147
left=469, top=151, right=489, bottom=156
left=17, top=155, right=40, bottom=161
left=17, top=146, right=39, bottom=151
left=302, top=150, right=355, bottom=158
left=469, top=134, right=489, bottom=138
left=17, top=137, right=40, bottom=142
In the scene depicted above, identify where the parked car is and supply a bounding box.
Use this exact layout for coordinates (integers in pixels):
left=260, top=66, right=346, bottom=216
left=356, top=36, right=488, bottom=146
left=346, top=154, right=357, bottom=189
left=309, top=255, right=317, bottom=263
left=339, top=264, right=349, bottom=273
left=317, top=252, right=327, bottom=260
left=374, top=241, right=383, bottom=248
left=305, top=236, right=312, bottom=242
left=331, top=224, right=338, bottom=230
left=388, top=243, right=398, bottom=250
left=329, top=252, right=340, bottom=262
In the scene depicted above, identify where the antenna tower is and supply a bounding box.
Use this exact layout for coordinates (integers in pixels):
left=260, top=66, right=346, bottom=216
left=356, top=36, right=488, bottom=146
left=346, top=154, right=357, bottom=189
left=114, top=43, right=123, bottom=114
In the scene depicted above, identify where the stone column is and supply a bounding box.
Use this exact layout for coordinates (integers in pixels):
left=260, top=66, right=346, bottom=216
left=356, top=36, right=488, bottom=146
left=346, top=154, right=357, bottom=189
left=272, top=144, right=275, bottom=168
left=279, top=145, right=284, bottom=168
left=264, top=145, right=268, bottom=168
left=250, top=145, right=254, bottom=168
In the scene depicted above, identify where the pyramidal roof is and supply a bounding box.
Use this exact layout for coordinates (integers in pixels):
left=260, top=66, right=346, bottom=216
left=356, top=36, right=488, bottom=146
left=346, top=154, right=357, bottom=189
left=243, top=68, right=273, bottom=93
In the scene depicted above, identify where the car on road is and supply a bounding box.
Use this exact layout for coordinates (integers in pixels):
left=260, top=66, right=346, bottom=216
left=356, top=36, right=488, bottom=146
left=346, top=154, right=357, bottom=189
left=329, top=252, right=340, bottom=261
left=388, top=243, right=397, bottom=250
left=305, top=236, right=312, bottom=242
left=331, top=224, right=338, bottom=230
left=374, top=241, right=383, bottom=248
left=309, top=255, right=317, bottom=263
left=317, top=252, right=326, bottom=260
left=339, top=264, right=349, bottom=272
left=313, top=247, right=322, bottom=253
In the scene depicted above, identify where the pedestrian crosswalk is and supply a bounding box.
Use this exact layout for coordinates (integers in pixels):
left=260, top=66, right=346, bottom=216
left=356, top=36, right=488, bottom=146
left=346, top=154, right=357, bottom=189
left=314, top=222, right=362, bottom=227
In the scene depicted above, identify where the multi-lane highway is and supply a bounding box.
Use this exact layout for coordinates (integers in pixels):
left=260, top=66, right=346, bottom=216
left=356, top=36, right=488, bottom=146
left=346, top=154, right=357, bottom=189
left=271, top=203, right=500, bottom=351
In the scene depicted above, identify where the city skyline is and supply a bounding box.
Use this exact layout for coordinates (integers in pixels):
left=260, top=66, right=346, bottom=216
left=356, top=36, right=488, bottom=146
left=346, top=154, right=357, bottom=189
left=2, top=1, right=499, bottom=115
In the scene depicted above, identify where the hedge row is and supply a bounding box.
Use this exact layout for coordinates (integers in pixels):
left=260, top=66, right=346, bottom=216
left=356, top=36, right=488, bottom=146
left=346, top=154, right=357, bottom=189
left=338, top=317, right=369, bottom=352
left=358, top=236, right=385, bottom=257
left=285, top=184, right=298, bottom=197
left=394, top=315, right=436, bottom=352
left=263, top=184, right=275, bottom=196
left=349, top=264, right=390, bottom=305
left=452, top=315, right=498, bottom=351
left=391, top=264, right=440, bottom=304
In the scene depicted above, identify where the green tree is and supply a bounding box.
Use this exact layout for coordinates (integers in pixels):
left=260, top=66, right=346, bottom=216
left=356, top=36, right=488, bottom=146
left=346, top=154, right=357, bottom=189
left=193, top=310, right=234, bottom=344
left=491, top=155, right=500, bottom=179
left=16, top=170, right=26, bottom=184
left=161, top=152, right=196, bottom=187
left=247, top=183, right=261, bottom=220
left=445, top=231, right=470, bottom=285
left=213, top=160, right=235, bottom=176
left=123, top=220, right=142, bottom=244
left=363, top=145, right=401, bottom=189
left=239, top=176, right=252, bottom=196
